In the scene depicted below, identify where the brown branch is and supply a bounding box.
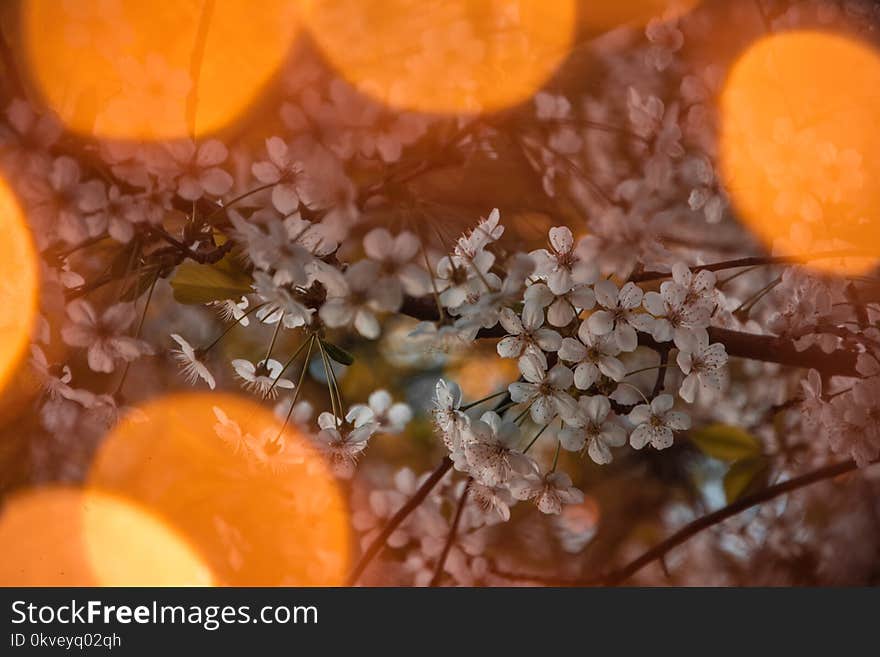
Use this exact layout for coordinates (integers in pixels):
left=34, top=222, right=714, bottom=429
left=402, top=294, right=860, bottom=377
left=491, top=458, right=873, bottom=587
left=632, top=250, right=878, bottom=283
left=346, top=456, right=453, bottom=586
left=429, top=479, right=471, bottom=587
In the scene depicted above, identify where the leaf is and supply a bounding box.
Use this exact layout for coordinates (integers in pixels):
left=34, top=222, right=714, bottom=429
left=690, top=423, right=761, bottom=462
left=724, top=457, right=770, bottom=503
left=170, top=260, right=253, bottom=305
left=322, top=341, right=354, bottom=366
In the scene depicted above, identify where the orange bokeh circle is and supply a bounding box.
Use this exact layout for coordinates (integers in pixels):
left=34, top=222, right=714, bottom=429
left=0, top=486, right=214, bottom=586
left=19, top=0, right=301, bottom=140
left=300, top=0, right=577, bottom=115
left=719, top=31, right=880, bottom=275
left=0, top=177, right=39, bottom=397
left=87, top=392, right=350, bottom=586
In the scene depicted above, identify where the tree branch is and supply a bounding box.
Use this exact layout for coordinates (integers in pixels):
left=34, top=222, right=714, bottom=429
left=401, top=294, right=860, bottom=377
left=491, top=458, right=874, bottom=586
left=429, top=479, right=471, bottom=587
left=632, top=250, right=877, bottom=283
left=347, top=456, right=453, bottom=586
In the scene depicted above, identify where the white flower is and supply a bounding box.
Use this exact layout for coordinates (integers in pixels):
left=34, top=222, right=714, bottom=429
left=523, top=281, right=596, bottom=328
left=315, top=412, right=377, bottom=478
left=508, top=352, right=578, bottom=424
left=363, top=228, right=432, bottom=298
left=231, top=358, right=295, bottom=399
left=213, top=405, right=252, bottom=454
left=433, top=379, right=470, bottom=466
left=588, top=280, right=651, bottom=352
left=61, top=300, right=153, bottom=373
left=24, top=156, right=105, bottom=245
left=830, top=381, right=880, bottom=467
left=251, top=136, right=307, bottom=214
left=170, top=334, right=215, bottom=389
left=530, top=226, right=598, bottom=294
left=468, top=481, right=514, bottom=522
left=645, top=17, right=683, bottom=71
left=346, top=389, right=413, bottom=434
left=628, top=394, right=691, bottom=450
left=674, top=329, right=727, bottom=403
left=496, top=306, right=562, bottom=359
left=30, top=345, right=72, bottom=399
left=558, top=322, right=627, bottom=390
left=209, top=296, right=250, bottom=327
left=455, top=208, right=504, bottom=258
left=252, top=271, right=314, bottom=329
left=559, top=395, right=627, bottom=464
left=85, top=184, right=136, bottom=243
left=318, top=260, right=401, bottom=339
left=641, top=265, right=716, bottom=345
left=463, top=411, right=536, bottom=487
left=435, top=251, right=499, bottom=311
left=509, top=471, right=584, bottom=515
left=166, top=139, right=233, bottom=201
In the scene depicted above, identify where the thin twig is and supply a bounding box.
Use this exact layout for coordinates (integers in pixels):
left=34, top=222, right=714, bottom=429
left=429, top=480, right=471, bottom=587
left=632, top=250, right=877, bottom=283
left=346, top=456, right=453, bottom=586
left=491, top=458, right=874, bottom=587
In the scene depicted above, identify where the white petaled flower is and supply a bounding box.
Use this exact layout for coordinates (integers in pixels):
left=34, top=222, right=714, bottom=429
left=674, top=329, right=727, bottom=403
left=523, top=281, right=596, bottom=328
left=315, top=412, right=377, bottom=478
left=61, top=300, right=153, bottom=373
left=557, top=322, right=627, bottom=390
left=463, top=411, right=536, bottom=487
left=588, top=280, right=651, bottom=352
left=30, top=345, right=73, bottom=399
left=213, top=405, right=253, bottom=454
left=559, top=395, right=627, bottom=464
left=435, top=251, right=500, bottom=311
left=209, top=296, right=250, bottom=327
left=85, top=184, right=136, bottom=243
left=166, top=139, right=233, bottom=201
left=496, top=306, right=562, bottom=359
left=467, top=481, right=514, bottom=523
left=831, top=380, right=880, bottom=467
left=508, top=351, right=578, bottom=424
left=433, top=379, right=470, bottom=467
left=363, top=228, right=432, bottom=298
left=530, top=226, right=598, bottom=295
left=170, top=334, right=215, bottom=389
left=628, top=394, right=691, bottom=450
left=252, top=271, right=314, bottom=329
left=509, top=471, right=584, bottom=515
left=670, top=262, right=717, bottom=310
left=346, top=389, right=413, bottom=434
left=455, top=208, right=504, bottom=258
left=318, top=260, right=401, bottom=339
left=231, top=358, right=295, bottom=399
left=642, top=276, right=713, bottom=344
left=252, top=136, right=307, bottom=214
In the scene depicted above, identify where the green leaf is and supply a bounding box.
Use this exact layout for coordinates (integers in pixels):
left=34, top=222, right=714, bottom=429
left=170, top=260, right=253, bottom=305
left=690, top=423, right=761, bottom=462
left=322, top=341, right=354, bottom=366
left=724, top=457, right=770, bottom=503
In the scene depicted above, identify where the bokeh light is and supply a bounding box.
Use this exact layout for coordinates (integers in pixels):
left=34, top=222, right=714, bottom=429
left=719, top=31, right=880, bottom=274
left=0, top=176, right=39, bottom=397
left=0, top=486, right=214, bottom=586
left=300, top=0, right=577, bottom=114
left=20, top=0, right=300, bottom=140
left=88, top=392, right=350, bottom=585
